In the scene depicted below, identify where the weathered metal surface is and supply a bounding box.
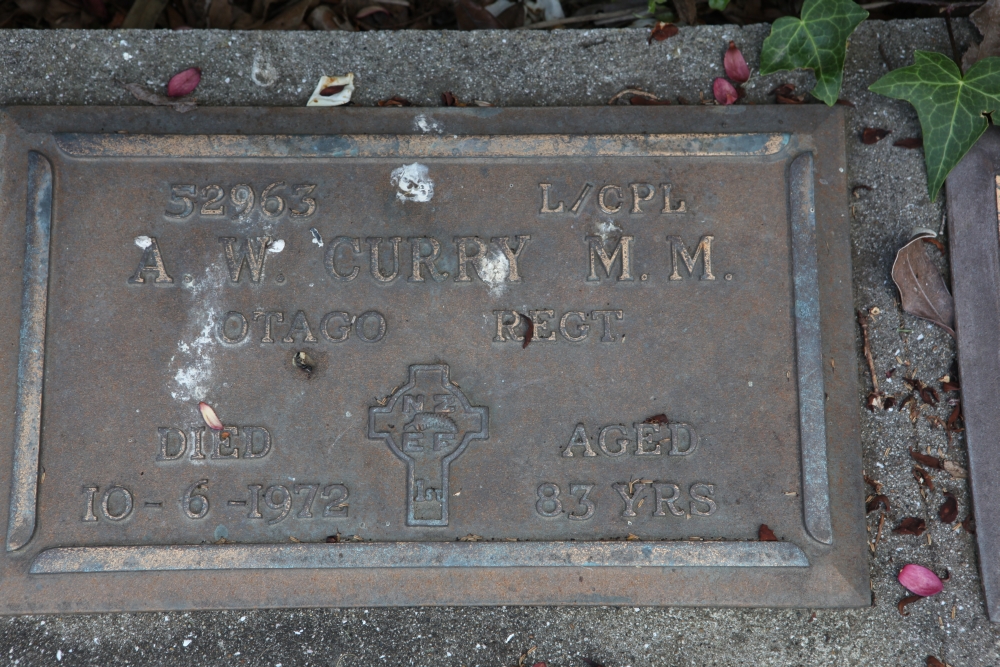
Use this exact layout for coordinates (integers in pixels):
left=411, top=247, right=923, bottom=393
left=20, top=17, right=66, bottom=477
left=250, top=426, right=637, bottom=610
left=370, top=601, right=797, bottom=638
left=0, top=105, right=866, bottom=613
left=946, top=126, right=1000, bottom=622
left=6, top=151, right=52, bottom=552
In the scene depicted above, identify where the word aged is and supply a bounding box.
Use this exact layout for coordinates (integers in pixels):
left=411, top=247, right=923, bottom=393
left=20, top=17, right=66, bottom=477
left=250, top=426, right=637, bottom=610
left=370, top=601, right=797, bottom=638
left=80, top=481, right=350, bottom=524
left=561, top=422, right=700, bottom=457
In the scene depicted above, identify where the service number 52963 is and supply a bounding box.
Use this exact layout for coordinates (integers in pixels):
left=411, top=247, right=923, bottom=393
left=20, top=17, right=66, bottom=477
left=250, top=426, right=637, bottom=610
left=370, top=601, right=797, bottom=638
left=166, top=182, right=317, bottom=220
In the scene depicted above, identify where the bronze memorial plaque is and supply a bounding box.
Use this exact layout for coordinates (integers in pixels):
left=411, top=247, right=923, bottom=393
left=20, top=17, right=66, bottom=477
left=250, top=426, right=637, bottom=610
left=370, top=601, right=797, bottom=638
left=0, top=106, right=867, bottom=612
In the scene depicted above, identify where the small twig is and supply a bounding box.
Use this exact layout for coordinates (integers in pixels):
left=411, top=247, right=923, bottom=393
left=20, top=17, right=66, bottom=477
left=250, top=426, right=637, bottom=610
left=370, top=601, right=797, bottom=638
left=944, top=8, right=963, bottom=74
left=857, top=309, right=880, bottom=395
left=517, top=7, right=649, bottom=29
left=873, top=512, right=886, bottom=549
left=608, top=88, right=660, bottom=104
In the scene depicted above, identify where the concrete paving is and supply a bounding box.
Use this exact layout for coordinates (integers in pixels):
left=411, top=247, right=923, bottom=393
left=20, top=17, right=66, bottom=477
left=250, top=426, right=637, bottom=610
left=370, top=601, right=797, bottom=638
left=2, top=17, right=1000, bottom=666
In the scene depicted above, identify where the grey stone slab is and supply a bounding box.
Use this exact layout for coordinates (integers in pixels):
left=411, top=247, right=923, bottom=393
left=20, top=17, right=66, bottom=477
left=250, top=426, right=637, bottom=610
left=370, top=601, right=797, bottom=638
left=0, top=16, right=999, bottom=666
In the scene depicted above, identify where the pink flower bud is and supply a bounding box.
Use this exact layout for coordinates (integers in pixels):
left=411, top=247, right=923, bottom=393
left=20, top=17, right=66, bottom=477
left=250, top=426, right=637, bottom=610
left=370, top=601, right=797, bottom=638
left=167, top=67, right=202, bottom=98
left=713, top=78, right=738, bottom=106
left=898, top=564, right=943, bottom=597
left=724, top=41, right=750, bottom=84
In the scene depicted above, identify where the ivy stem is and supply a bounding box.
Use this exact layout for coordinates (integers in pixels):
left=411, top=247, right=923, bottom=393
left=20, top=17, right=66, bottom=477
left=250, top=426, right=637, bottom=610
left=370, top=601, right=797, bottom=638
left=943, top=8, right=963, bottom=74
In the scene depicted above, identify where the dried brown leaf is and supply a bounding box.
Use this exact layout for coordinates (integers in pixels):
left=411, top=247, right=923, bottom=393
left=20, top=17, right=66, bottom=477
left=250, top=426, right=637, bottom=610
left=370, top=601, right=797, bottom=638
left=893, top=517, right=927, bottom=536
left=494, top=2, right=523, bottom=27
left=910, top=448, right=943, bottom=469
left=964, top=0, right=1000, bottom=69
left=898, top=594, right=923, bottom=616
left=263, top=0, right=317, bottom=29
left=521, top=312, right=534, bottom=349
left=648, top=21, right=678, bottom=42
left=454, top=0, right=501, bottom=29
left=83, top=0, right=108, bottom=20
left=378, top=96, right=413, bottom=107
left=121, top=0, right=169, bottom=28
left=644, top=414, right=669, bottom=424
left=355, top=4, right=389, bottom=19
left=925, top=414, right=946, bottom=430
left=866, top=494, right=890, bottom=514
left=862, top=128, right=891, bottom=144
left=926, top=656, right=946, bottom=667
left=207, top=0, right=232, bottom=27
left=913, top=465, right=935, bottom=492
left=923, top=236, right=946, bottom=253
left=892, top=235, right=956, bottom=337
left=962, top=515, right=976, bottom=534
left=939, top=491, right=958, bottom=523
left=308, top=4, right=341, bottom=29
left=864, top=474, right=884, bottom=493
left=758, top=524, right=777, bottom=541
left=122, top=82, right=197, bottom=113
left=672, top=0, right=696, bottom=24
left=943, top=460, right=967, bottom=479
left=947, top=403, right=963, bottom=431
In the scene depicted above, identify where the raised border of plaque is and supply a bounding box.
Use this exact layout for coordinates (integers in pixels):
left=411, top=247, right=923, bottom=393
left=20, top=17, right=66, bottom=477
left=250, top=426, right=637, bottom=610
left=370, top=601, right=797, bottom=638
left=0, top=105, right=867, bottom=612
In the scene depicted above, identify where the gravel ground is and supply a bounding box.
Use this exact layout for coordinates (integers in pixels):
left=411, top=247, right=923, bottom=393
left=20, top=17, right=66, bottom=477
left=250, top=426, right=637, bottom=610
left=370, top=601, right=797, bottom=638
left=2, top=18, right=1000, bottom=667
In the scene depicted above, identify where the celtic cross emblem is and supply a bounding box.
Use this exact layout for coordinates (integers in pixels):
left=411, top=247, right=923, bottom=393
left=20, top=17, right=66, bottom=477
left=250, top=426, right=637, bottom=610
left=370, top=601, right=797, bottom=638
left=369, top=364, right=488, bottom=526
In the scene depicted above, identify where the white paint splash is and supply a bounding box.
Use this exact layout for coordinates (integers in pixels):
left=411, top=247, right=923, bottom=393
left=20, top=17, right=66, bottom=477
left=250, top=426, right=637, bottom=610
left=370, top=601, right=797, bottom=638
left=474, top=246, right=510, bottom=296
left=596, top=220, right=621, bottom=242
left=391, top=163, right=434, bottom=203
left=414, top=114, right=443, bottom=134
left=169, top=265, right=226, bottom=403
left=171, top=318, right=215, bottom=403
left=134, top=235, right=152, bottom=249
left=310, top=228, right=324, bottom=247
left=267, top=239, right=285, bottom=253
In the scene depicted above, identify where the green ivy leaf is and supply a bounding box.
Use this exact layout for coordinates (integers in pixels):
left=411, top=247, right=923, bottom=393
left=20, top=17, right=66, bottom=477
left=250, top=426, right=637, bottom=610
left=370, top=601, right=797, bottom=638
left=759, top=0, right=868, bottom=105
left=870, top=51, right=1000, bottom=201
left=708, top=0, right=730, bottom=11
